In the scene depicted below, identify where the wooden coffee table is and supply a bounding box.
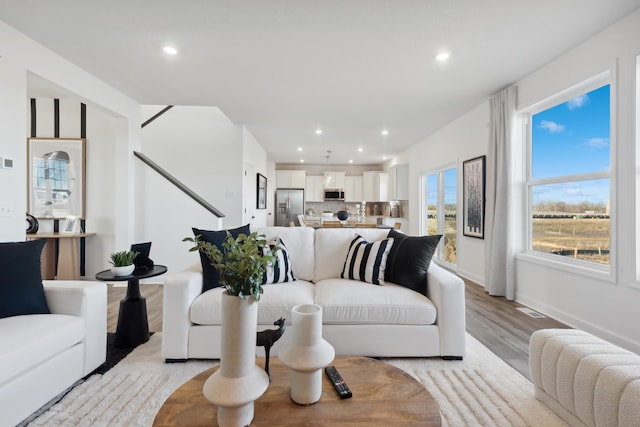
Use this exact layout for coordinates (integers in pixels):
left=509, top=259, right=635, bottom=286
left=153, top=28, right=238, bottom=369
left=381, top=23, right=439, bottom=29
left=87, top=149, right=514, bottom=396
left=153, top=356, right=441, bottom=426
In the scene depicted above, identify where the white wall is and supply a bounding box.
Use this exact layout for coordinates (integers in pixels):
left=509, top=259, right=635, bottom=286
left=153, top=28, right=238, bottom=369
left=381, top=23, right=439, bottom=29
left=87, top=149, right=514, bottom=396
left=0, top=20, right=139, bottom=271
left=513, top=10, right=640, bottom=352
left=138, top=105, right=268, bottom=274
left=242, top=126, right=268, bottom=229
left=396, top=102, right=489, bottom=285
left=397, top=9, right=640, bottom=352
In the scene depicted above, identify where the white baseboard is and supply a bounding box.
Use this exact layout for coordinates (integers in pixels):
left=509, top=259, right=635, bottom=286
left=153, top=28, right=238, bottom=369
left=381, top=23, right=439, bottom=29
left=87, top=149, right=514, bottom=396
left=516, top=293, right=640, bottom=354
left=455, top=268, right=484, bottom=286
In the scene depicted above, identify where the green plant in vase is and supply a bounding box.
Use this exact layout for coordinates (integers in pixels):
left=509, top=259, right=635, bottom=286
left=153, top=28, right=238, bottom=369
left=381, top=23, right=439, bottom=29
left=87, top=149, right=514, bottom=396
left=184, top=232, right=279, bottom=300
left=109, top=250, right=139, bottom=267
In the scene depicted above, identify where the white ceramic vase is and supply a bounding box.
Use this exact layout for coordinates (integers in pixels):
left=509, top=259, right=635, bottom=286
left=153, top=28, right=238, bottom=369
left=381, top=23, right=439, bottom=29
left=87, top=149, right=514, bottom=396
left=202, top=292, right=270, bottom=427
left=278, top=304, right=335, bottom=405
left=110, top=264, right=134, bottom=276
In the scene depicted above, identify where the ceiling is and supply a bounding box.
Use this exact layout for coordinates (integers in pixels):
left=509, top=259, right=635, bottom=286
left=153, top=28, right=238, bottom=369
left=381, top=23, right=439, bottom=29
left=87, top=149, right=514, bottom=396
left=1, top=1, right=639, bottom=165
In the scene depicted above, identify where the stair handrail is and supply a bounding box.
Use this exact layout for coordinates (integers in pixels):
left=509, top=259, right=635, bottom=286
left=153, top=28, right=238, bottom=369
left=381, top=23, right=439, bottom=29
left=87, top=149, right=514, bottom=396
left=134, top=151, right=225, bottom=218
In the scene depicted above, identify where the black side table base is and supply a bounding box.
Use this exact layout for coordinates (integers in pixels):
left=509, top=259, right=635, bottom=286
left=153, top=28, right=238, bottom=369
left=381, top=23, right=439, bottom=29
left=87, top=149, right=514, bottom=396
left=114, top=296, right=150, bottom=349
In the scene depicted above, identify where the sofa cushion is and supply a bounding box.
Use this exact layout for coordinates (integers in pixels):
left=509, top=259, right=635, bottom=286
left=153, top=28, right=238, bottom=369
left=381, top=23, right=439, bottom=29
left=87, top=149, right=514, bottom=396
left=262, top=239, right=295, bottom=284
left=314, top=278, right=437, bottom=325
left=385, top=230, right=441, bottom=295
left=192, top=224, right=250, bottom=293
left=190, top=280, right=315, bottom=325
left=314, top=228, right=390, bottom=282
left=255, top=227, right=315, bottom=282
left=0, top=314, right=84, bottom=386
left=0, top=239, right=50, bottom=319
left=341, top=234, right=394, bottom=285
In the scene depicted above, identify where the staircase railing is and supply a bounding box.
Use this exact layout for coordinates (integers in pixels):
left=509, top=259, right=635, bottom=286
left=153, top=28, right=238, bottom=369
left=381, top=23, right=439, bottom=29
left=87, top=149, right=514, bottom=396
left=134, top=151, right=225, bottom=218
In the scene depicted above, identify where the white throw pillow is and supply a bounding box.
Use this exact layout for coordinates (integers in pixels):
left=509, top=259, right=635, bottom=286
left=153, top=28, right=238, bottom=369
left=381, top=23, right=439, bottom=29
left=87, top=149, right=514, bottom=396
left=340, top=234, right=394, bottom=285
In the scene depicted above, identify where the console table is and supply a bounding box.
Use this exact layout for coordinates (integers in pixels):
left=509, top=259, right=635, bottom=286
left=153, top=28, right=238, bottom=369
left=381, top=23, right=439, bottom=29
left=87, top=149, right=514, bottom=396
left=27, top=232, right=96, bottom=280
left=95, top=265, right=167, bottom=348
left=153, top=356, right=441, bottom=426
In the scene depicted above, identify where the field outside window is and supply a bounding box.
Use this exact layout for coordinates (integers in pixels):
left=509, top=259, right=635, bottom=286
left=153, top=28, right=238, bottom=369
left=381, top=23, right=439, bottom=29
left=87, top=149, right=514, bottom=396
left=425, top=167, right=457, bottom=265
left=528, top=82, right=611, bottom=266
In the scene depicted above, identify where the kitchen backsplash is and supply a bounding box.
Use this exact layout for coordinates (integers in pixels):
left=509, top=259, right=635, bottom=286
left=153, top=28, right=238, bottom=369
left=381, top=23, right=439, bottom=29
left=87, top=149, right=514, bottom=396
left=304, top=200, right=408, bottom=218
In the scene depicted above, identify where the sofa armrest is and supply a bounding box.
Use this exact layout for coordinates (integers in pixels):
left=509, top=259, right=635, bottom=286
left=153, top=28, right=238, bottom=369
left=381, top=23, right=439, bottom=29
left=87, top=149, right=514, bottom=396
left=426, top=263, right=466, bottom=358
left=161, top=263, right=204, bottom=360
left=43, top=280, right=107, bottom=375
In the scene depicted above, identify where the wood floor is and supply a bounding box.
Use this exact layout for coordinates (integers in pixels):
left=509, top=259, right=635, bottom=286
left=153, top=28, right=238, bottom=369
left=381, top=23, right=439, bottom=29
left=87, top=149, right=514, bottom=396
left=107, top=278, right=569, bottom=380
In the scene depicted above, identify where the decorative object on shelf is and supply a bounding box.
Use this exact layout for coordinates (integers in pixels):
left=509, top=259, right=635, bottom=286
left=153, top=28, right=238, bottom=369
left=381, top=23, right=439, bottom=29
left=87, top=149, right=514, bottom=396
left=61, top=215, right=80, bottom=234
left=27, top=138, right=86, bottom=219
left=185, top=231, right=279, bottom=426
left=463, top=155, right=486, bottom=239
left=109, top=250, right=139, bottom=276
left=336, top=210, right=349, bottom=221
left=26, top=213, right=39, bottom=233
left=278, top=304, right=335, bottom=405
left=256, top=317, right=286, bottom=381
left=256, top=173, right=267, bottom=210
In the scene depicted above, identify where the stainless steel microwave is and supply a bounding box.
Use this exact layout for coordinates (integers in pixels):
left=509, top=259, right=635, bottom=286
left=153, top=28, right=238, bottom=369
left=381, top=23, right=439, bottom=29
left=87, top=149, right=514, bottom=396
left=324, top=190, right=345, bottom=201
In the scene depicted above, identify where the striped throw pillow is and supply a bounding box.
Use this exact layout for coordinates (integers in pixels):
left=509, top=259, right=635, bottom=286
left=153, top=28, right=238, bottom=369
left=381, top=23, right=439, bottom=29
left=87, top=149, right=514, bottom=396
left=341, top=234, right=394, bottom=285
left=262, top=239, right=295, bottom=284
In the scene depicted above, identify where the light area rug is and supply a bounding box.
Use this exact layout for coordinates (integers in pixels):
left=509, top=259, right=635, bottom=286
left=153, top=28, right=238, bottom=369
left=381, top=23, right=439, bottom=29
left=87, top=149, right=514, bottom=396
left=29, top=333, right=568, bottom=427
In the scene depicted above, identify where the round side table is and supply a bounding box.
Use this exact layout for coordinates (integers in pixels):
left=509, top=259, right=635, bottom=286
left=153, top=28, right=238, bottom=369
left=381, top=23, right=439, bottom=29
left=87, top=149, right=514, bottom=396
left=95, top=265, right=167, bottom=348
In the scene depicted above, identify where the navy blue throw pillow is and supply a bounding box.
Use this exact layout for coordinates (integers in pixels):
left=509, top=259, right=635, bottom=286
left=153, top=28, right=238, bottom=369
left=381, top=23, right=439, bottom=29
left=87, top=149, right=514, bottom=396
left=192, top=224, right=251, bottom=292
left=0, top=239, right=50, bottom=318
left=385, top=229, right=442, bottom=295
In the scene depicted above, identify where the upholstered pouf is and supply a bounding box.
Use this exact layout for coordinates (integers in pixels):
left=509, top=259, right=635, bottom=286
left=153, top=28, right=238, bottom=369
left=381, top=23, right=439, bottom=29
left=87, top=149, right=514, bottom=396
left=529, top=329, right=640, bottom=427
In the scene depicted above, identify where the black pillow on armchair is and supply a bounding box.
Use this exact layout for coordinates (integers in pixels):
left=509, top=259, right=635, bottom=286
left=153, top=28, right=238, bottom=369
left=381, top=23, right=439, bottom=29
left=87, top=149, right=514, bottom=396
left=385, top=229, right=442, bottom=295
left=192, top=224, right=251, bottom=292
left=0, top=239, right=50, bottom=318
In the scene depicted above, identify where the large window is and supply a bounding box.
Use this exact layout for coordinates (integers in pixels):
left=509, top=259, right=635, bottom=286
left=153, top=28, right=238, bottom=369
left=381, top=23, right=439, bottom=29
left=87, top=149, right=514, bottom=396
left=424, top=166, right=457, bottom=265
left=527, top=78, right=611, bottom=267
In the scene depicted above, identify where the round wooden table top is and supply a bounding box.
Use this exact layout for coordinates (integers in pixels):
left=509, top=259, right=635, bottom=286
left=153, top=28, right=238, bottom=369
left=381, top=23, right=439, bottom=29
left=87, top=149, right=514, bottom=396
left=153, top=356, right=441, bottom=426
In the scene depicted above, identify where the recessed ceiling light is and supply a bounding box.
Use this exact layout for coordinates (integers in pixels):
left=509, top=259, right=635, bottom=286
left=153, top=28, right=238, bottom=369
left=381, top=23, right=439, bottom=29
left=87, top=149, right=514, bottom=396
left=436, top=51, right=450, bottom=62
left=315, top=129, right=323, bottom=135
left=300, top=159, right=305, bottom=163
left=297, top=147, right=303, bottom=152
left=381, top=129, right=389, bottom=136
left=349, top=159, right=354, bottom=163
left=163, top=46, right=178, bottom=55
left=357, top=148, right=363, bottom=152
left=382, top=156, right=388, bottom=160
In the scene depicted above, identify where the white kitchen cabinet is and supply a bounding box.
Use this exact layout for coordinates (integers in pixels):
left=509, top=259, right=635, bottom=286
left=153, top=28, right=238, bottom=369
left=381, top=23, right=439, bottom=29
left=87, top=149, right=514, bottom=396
left=362, top=171, right=389, bottom=202
left=323, top=171, right=346, bottom=189
left=344, top=176, right=363, bottom=202
left=305, top=175, right=325, bottom=202
left=276, top=170, right=306, bottom=188
left=389, top=164, right=409, bottom=200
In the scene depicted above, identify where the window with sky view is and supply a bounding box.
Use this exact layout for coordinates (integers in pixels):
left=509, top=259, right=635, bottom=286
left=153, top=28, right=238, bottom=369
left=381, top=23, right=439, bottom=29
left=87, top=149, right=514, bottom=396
left=529, top=83, right=611, bottom=265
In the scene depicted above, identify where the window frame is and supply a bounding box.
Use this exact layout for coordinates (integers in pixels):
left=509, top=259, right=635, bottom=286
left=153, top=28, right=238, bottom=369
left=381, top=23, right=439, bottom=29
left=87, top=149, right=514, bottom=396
left=420, top=162, right=457, bottom=268
left=521, top=71, right=616, bottom=281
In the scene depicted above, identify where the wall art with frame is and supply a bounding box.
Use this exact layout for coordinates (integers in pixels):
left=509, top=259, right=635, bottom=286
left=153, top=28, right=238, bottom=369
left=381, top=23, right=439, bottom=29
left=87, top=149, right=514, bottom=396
left=463, top=155, right=486, bottom=239
left=27, top=138, right=86, bottom=219
left=257, top=173, right=267, bottom=209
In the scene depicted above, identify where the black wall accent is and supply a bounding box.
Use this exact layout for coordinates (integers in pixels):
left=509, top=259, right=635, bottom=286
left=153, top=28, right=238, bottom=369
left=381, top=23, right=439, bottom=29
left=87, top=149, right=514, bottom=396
left=30, top=98, right=37, bottom=137
left=54, top=98, right=60, bottom=137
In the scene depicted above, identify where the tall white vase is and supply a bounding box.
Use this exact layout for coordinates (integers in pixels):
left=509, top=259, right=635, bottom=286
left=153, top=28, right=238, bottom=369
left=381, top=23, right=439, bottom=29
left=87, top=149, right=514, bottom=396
left=203, top=293, right=270, bottom=427
left=278, top=304, right=335, bottom=405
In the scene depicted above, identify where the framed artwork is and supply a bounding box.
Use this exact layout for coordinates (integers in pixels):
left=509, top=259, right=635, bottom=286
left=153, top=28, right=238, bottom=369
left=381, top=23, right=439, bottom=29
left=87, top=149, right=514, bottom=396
left=257, top=173, right=267, bottom=209
left=27, top=138, right=86, bottom=219
left=463, top=155, right=486, bottom=239
left=61, top=215, right=80, bottom=234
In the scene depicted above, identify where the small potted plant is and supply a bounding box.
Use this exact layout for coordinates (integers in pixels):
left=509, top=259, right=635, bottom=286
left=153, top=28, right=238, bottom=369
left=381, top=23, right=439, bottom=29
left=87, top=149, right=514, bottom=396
left=109, top=250, right=139, bottom=276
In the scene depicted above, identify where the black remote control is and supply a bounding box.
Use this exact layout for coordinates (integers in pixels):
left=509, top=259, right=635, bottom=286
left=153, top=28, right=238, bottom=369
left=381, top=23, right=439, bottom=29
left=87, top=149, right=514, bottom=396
left=325, top=366, right=352, bottom=399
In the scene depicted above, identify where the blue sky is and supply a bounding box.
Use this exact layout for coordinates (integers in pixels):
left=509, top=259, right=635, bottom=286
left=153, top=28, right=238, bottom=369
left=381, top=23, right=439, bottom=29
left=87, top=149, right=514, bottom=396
left=531, top=84, right=610, bottom=205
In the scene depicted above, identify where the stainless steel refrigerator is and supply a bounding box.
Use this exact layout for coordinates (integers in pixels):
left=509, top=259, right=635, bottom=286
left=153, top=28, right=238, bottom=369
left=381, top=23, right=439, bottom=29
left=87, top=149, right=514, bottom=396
left=275, top=189, right=304, bottom=226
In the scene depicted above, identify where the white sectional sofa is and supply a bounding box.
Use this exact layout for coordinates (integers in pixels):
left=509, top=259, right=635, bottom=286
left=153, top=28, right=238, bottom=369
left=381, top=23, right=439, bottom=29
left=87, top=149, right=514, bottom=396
left=0, top=281, right=107, bottom=427
left=162, top=226, right=466, bottom=361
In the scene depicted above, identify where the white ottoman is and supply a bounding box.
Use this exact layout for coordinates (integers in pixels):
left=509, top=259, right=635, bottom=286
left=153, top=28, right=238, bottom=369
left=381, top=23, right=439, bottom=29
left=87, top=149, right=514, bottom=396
left=529, top=329, right=640, bottom=427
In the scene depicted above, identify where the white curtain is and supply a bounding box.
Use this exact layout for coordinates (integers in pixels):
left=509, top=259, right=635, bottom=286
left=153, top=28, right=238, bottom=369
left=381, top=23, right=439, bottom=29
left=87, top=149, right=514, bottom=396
left=484, top=86, right=517, bottom=299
